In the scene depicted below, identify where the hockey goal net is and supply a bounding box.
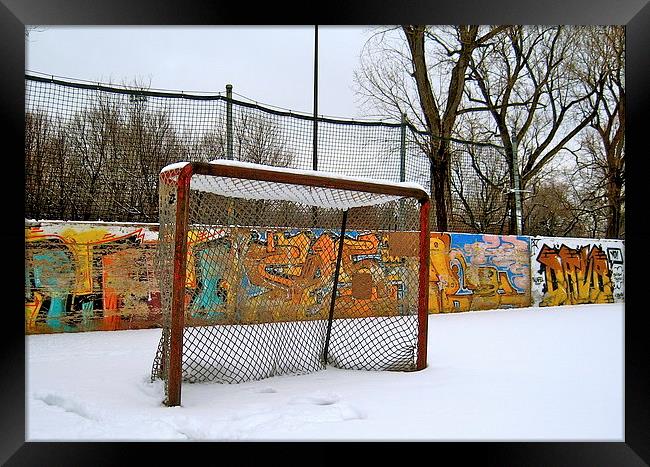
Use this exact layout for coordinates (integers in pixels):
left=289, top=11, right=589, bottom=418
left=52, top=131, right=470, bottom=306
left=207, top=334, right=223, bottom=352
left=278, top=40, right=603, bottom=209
left=151, top=160, right=430, bottom=406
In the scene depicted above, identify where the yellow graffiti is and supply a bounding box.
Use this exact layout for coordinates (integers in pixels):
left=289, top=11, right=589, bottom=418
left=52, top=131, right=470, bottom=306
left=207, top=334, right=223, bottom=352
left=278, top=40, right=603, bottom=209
left=428, top=233, right=529, bottom=313
left=537, top=244, right=613, bottom=306
left=25, top=226, right=154, bottom=333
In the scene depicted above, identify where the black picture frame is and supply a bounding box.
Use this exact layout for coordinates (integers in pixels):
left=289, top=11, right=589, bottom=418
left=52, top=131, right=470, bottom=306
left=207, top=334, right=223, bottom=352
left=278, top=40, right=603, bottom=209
left=2, top=1, right=647, bottom=464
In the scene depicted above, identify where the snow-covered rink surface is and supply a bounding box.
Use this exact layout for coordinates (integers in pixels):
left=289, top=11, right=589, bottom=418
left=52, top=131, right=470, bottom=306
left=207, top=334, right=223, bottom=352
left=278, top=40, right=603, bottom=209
left=26, top=303, right=624, bottom=441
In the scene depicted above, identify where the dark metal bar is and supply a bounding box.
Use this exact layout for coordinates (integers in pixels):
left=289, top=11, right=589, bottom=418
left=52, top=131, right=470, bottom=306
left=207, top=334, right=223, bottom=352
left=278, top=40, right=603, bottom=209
left=322, top=208, right=348, bottom=365
left=511, top=134, right=523, bottom=235
left=400, top=113, right=407, bottom=182
left=313, top=25, right=319, bottom=171
left=165, top=164, right=193, bottom=407
left=416, top=198, right=430, bottom=370
left=398, top=113, right=407, bottom=228
left=226, top=84, right=233, bottom=160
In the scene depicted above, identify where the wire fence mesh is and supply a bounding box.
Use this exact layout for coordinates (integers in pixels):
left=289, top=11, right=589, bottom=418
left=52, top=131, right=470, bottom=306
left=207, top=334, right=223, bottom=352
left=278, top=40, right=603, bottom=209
left=25, top=74, right=511, bottom=233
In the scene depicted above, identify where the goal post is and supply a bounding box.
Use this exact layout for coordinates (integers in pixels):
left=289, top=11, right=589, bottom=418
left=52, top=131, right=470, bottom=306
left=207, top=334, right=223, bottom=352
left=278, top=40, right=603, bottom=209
left=151, top=160, right=430, bottom=407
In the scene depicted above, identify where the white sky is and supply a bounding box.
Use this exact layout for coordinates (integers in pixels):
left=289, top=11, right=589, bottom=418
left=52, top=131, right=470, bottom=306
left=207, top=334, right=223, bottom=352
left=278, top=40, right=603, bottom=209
left=25, top=26, right=379, bottom=119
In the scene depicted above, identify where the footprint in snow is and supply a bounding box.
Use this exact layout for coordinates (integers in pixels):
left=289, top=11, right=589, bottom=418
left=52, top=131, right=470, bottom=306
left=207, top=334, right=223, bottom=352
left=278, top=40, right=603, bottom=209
left=288, top=392, right=340, bottom=406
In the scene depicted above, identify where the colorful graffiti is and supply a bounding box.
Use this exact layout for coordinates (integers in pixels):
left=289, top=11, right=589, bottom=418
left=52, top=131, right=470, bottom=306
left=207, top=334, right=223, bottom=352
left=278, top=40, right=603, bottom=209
left=529, top=237, right=625, bottom=307
left=429, top=233, right=530, bottom=313
left=25, top=222, right=624, bottom=334
left=25, top=222, right=161, bottom=333
left=25, top=223, right=416, bottom=332
left=183, top=228, right=419, bottom=324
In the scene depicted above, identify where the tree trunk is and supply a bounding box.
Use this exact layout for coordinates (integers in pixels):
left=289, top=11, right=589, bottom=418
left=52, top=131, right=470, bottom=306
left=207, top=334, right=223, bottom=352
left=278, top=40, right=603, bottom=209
left=605, top=175, right=623, bottom=238
left=430, top=147, right=452, bottom=231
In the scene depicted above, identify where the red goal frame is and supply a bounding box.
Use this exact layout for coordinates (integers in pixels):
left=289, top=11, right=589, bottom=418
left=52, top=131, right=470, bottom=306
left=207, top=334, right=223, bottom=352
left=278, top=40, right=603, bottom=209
left=161, top=161, right=430, bottom=407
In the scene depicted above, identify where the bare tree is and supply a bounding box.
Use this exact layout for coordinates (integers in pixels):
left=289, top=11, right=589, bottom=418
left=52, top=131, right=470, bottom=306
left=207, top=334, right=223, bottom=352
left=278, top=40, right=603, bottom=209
left=572, top=26, right=625, bottom=238
left=26, top=110, right=85, bottom=221
left=48, top=121, right=78, bottom=220
left=355, top=25, right=507, bottom=231
left=464, top=25, right=604, bottom=234
left=26, top=82, right=302, bottom=223
left=234, top=111, right=293, bottom=167
left=186, top=110, right=297, bottom=227
left=122, top=85, right=182, bottom=221
left=25, top=111, right=52, bottom=219
left=451, top=143, right=510, bottom=234
left=67, top=95, right=124, bottom=220
left=523, top=156, right=616, bottom=239
left=524, top=178, right=588, bottom=237
left=194, top=110, right=293, bottom=167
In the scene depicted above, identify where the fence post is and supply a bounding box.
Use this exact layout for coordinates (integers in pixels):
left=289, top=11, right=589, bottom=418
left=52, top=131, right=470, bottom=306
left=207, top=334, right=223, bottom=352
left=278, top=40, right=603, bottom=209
left=312, top=25, right=319, bottom=171
left=512, top=135, right=523, bottom=235
left=398, top=113, right=407, bottom=227
left=226, top=84, right=233, bottom=160
left=400, top=113, right=407, bottom=182
left=311, top=26, right=319, bottom=226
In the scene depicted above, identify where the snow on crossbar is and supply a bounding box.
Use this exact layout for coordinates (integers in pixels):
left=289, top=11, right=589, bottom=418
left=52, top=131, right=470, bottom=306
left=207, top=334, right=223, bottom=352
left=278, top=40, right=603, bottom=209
left=161, top=159, right=428, bottom=208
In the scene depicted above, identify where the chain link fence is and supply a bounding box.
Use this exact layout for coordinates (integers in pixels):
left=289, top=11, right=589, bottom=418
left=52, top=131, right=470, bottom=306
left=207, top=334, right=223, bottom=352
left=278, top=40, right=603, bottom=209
left=25, top=74, right=511, bottom=233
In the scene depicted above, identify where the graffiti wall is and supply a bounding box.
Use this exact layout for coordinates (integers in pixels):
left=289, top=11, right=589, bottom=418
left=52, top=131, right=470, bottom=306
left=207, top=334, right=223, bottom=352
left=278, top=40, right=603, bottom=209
left=181, top=228, right=421, bottom=325
left=25, top=221, right=161, bottom=334
left=25, top=221, right=624, bottom=334
left=530, top=237, right=625, bottom=307
left=429, top=233, right=530, bottom=313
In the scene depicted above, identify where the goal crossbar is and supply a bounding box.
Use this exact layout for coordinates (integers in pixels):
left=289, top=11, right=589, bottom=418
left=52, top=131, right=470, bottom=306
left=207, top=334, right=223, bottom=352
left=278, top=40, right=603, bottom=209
left=163, top=160, right=429, bottom=208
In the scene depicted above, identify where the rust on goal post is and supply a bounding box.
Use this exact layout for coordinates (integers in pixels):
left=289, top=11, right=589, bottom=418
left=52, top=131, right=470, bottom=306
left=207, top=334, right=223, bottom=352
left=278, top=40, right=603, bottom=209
left=151, top=160, right=430, bottom=407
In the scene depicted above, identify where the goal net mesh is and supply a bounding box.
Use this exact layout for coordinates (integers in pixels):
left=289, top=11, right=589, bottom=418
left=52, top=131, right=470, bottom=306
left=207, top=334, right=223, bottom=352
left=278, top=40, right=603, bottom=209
left=151, top=163, right=425, bottom=394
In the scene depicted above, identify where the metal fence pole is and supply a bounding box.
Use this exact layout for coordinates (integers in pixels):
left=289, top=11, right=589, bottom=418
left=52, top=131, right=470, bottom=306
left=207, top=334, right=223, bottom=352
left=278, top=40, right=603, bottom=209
left=400, top=113, right=407, bottom=182
left=512, top=135, right=523, bottom=235
left=398, top=113, right=407, bottom=227
left=312, top=25, right=319, bottom=171
left=226, top=84, right=233, bottom=160
left=226, top=84, right=234, bottom=226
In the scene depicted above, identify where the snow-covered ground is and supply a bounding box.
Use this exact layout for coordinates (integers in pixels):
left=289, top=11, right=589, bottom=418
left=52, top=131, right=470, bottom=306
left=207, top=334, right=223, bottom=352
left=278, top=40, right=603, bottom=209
left=26, top=303, right=624, bottom=441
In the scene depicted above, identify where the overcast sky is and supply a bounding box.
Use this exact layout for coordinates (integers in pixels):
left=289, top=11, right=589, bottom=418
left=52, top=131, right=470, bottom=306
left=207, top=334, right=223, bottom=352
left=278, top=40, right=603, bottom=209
left=25, top=26, right=379, bottom=120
